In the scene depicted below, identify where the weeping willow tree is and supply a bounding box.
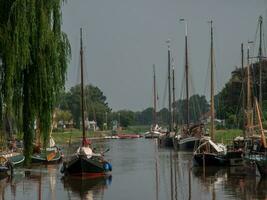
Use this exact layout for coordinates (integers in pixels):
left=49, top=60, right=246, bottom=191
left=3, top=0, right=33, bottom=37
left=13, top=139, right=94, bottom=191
left=0, top=0, right=71, bottom=164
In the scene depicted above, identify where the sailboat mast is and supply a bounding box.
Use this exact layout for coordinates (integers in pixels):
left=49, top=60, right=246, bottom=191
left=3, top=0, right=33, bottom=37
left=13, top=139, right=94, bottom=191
left=80, top=28, right=86, bottom=143
left=167, top=40, right=172, bottom=132
left=246, top=46, right=253, bottom=136
left=258, top=16, right=263, bottom=108
left=185, top=32, right=190, bottom=131
left=153, top=64, right=157, bottom=126
left=180, top=19, right=189, bottom=130
left=241, top=43, right=246, bottom=137
left=247, top=48, right=251, bottom=112
left=255, top=99, right=267, bottom=148
left=172, top=59, right=176, bottom=128
left=210, top=21, right=215, bottom=141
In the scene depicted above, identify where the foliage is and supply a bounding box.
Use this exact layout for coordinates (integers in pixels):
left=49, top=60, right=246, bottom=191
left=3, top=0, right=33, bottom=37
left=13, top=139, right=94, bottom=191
left=54, top=109, right=72, bottom=124
left=215, top=61, right=267, bottom=128
left=215, top=129, right=242, bottom=145
left=58, top=84, right=111, bottom=129
left=116, top=110, right=135, bottom=127
left=0, top=0, right=71, bottom=164
left=173, top=94, right=209, bottom=124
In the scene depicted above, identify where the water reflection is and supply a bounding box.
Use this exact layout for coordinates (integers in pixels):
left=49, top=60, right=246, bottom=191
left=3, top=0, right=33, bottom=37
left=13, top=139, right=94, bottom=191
left=62, top=175, right=112, bottom=200
left=192, top=165, right=267, bottom=199
left=1, top=139, right=267, bottom=200
left=0, top=176, right=9, bottom=200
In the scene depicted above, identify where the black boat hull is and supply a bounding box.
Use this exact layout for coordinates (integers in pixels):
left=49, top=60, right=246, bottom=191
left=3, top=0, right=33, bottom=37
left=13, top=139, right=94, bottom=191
left=0, top=166, right=9, bottom=175
left=255, top=160, right=267, bottom=177
left=178, top=137, right=200, bottom=151
left=158, top=136, right=173, bottom=147
left=194, top=153, right=228, bottom=166
left=62, top=155, right=111, bottom=178
left=225, top=151, right=243, bottom=166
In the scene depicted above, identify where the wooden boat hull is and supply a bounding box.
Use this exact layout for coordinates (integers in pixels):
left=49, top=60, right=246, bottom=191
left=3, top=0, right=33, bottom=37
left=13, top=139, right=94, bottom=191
left=117, top=134, right=141, bottom=139
left=31, top=148, right=62, bottom=163
left=178, top=137, right=200, bottom=151
left=144, top=134, right=160, bottom=139
left=61, top=155, right=112, bottom=178
left=0, top=166, right=9, bottom=174
left=8, top=154, right=25, bottom=166
left=225, top=150, right=243, bottom=166
left=255, top=157, right=267, bottom=177
left=193, top=153, right=228, bottom=166
left=0, top=153, right=25, bottom=175
left=158, top=135, right=173, bottom=147
left=144, top=132, right=161, bottom=139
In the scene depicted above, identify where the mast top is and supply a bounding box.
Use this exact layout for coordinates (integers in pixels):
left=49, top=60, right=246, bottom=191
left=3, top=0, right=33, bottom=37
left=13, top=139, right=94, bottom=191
left=179, top=18, right=188, bottom=36
left=166, top=39, right=171, bottom=50
left=80, top=28, right=83, bottom=50
left=172, top=58, right=174, bottom=70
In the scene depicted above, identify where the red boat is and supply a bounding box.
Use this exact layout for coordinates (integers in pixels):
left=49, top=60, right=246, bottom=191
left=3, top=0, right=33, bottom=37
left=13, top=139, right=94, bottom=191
left=117, top=134, right=142, bottom=139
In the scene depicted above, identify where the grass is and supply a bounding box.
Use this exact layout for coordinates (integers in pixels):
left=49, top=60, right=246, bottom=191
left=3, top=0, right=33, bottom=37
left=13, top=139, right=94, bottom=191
left=119, top=125, right=150, bottom=134
left=215, top=129, right=242, bottom=145
left=52, top=129, right=112, bottom=145
left=52, top=125, right=150, bottom=144
left=53, top=126, right=243, bottom=146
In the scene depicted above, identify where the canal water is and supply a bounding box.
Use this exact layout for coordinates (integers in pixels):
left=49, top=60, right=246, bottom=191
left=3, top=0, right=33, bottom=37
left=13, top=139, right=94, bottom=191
left=1, top=139, right=267, bottom=200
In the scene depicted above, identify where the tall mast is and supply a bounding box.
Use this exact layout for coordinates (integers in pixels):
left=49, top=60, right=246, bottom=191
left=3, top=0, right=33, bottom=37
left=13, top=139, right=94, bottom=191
left=246, top=42, right=253, bottom=136
left=180, top=18, right=189, bottom=131
left=80, top=28, right=86, bottom=144
left=185, top=28, right=190, bottom=131
left=246, top=45, right=253, bottom=136
left=172, top=58, right=176, bottom=128
left=210, top=21, right=215, bottom=141
left=247, top=48, right=251, bottom=113
left=167, top=40, right=172, bottom=132
left=153, top=64, right=157, bottom=126
left=255, top=98, right=267, bottom=148
left=258, top=16, right=263, bottom=108
left=241, top=43, right=246, bottom=137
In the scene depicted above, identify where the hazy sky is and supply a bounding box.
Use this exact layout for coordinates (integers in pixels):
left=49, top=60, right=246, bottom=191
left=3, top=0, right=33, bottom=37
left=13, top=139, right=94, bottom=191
left=62, top=0, right=267, bottom=111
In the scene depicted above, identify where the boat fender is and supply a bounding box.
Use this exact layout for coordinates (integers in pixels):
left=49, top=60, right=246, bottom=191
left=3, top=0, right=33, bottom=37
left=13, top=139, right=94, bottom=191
left=106, top=175, right=112, bottom=185
left=6, top=161, right=14, bottom=175
left=60, top=164, right=66, bottom=173
left=107, top=162, right=112, bottom=171
left=103, top=163, right=110, bottom=171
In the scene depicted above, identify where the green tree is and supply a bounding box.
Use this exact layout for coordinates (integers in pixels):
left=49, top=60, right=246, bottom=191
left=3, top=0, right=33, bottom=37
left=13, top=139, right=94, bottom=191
left=54, top=109, right=72, bottom=125
left=174, top=94, right=209, bottom=125
left=58, top=84, right=111, bottom=129
left=0, top=0, right=71, bottom=164
left=116, top=110, right=135, bottom=127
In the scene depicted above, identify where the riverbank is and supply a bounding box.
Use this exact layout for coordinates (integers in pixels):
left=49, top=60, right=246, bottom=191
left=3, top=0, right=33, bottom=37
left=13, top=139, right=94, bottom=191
left=52, top=126, right=242, bottom=145
left=215, top=129, right=242, bottom=144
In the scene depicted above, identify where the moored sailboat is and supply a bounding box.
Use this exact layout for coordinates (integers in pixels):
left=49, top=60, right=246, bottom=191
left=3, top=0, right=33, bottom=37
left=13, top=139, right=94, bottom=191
left=31, top=115, right=63, bottom=163
left=253, top=99, right=267, bottom=176
left=0, top=136, right=24, bottom=175
left=31, top=136, right=62, bottom=163
left=61, top=28, right=112, bottom=177
left=145, top=65, right=163, bottom=139
left=158, top=40, right=174, bottom=147
left=174, top=19, right=205, bottom=151
left=193, top=21, right=228, bottom=166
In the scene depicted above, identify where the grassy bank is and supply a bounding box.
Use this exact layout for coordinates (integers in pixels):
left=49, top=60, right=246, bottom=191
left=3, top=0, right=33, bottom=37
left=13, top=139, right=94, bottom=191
left=52, top=126, right=243, bottom=146
left=52, top=125, right=150, bottom=145
left=52, top=129, right=111, bottom=145
left=215, top=129, right=242, bottom=145
left=119, top=125, right=150, bottom=134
